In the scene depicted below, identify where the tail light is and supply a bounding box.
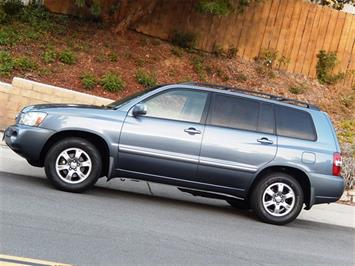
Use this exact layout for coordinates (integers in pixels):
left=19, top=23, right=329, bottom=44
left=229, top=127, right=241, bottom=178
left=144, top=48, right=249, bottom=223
left=332, top=152, right=342, bottom=176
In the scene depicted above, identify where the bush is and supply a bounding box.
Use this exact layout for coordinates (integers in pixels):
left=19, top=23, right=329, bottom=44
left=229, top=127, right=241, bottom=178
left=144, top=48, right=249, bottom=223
left=254, top=48, right=278, bottom=68
left=171, top=30, right=197, bottom=49
left=80, top=72, right=97, bottom=89
left=338, top=120, right=354, bottom=145
left=235, top=72, right=247, bottom=82
left=197, top=0, right=232, bottom=16
left=59, top=49, right=76, bottom=65
left=340, top=93, right=354, bottom=109
left=108, top=52, right=118, bottom=62
left=212, top=43, right=237, bottom=59
left=316, top=50, right=345, bottom=85
left=191, top=55, right=206, bottom=80
left=1, top=0, right=23, bottom=16
left=289, top=84, right=307, bottom=95
left=42, top=47, right=57, bottom=64
left=171, top=46, right=184, bottom=57
left=0, top=8, right=9, bottom=24
left=255, top=65, right=275, bottom=79
left=0, top=27, right=19, bottom=45
left=135, top=69, right=157, bottom=88
left=14, top=56, right=37, bottom=71
left=100, top=72, right=125, bottom=92
left=0, top=50, right=14, bottom=76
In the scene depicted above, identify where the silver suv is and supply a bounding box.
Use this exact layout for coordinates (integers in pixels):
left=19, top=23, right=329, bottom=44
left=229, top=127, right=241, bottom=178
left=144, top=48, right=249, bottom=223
left=4, top=83, right=345, bottom=225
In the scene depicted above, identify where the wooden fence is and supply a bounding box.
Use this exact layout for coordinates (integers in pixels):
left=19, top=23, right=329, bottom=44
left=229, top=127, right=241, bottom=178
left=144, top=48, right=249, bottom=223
left=135, top=0, right=355, bottom=84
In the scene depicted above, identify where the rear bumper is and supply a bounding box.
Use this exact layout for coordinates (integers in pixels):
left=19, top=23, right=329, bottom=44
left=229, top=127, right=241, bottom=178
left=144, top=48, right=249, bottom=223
left=308, top=173, right=345, bottom=207
left=4, top=125, right=55, bottom=166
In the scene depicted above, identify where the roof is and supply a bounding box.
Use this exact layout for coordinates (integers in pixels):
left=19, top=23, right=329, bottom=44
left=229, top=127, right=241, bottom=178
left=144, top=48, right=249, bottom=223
left=181, top=82, right=320, bottom=111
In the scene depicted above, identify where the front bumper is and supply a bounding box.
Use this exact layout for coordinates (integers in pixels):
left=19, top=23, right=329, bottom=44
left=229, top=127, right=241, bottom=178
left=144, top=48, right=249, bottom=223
left=4, top=125, right=55, bottom=166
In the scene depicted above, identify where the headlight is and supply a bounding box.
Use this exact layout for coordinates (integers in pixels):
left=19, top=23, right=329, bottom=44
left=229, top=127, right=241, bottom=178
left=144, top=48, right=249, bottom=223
left=18, top=112, right=47, bottom=126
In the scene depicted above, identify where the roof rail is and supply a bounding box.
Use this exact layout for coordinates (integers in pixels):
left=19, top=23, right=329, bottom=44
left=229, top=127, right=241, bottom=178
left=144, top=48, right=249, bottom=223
left=181, top=82, right=320, bottom=110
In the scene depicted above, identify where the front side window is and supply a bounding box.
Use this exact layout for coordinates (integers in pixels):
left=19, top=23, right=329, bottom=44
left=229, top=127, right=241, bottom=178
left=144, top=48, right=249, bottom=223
left=209, top=94, right=260, bottom=131
left=143, top=89, right=208, bottom=123
left=276, top=106, right=317, bottom=141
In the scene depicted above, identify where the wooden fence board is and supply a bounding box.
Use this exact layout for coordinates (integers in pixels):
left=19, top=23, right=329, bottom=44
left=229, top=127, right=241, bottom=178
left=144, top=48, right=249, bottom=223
left=301, top=5, right=322, bottom=75
left=294, top=3, right=317, bottom=73
left=287, top=2, right=310, bottom=72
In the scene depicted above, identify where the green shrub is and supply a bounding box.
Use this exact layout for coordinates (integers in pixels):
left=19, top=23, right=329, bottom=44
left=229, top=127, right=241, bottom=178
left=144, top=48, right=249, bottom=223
left=135, top=69, right=157, bottom=88
left=100, top=72, right=125, bottom=92
left=212, top=43, right=238, bottom=59
left=108, top=52, right=118, bottom=62
left=191, top=55, right=206, bottom=80
left=255, top=65, right=275, bottom=79
left=254, top=48, right=278, bottom=68
left=1, top=0, right=23, bottom=16
left=80, top=72, right=97, bottom=89
left=14, top=56, right=37, bottom=71
left=338, top=120, right=355, bottom=145
left=0, top=50, right=14, bottom=76
left=95, top=54, right=106, bottom=63
left=235, top=73, right=247, bottom=82
left=340, top=93, right=354, bottom=109
left=0, top=27, right=19, bottom=45
left=316, top=50, right=345, bottom=85
left=171, top=46, right=184, bottom=57
left=0, top=8, right=9, bottom=24
left=197, top=0, right=232, bottom=16
left=216, top=68, right=229, bottom=81
left=171, top=30, right=197, bottom=49
left=289, top=84, right=307, bottom=95
left=42, top=47, right=57, bottom=64
left=59, top=49, right=76, bottom=65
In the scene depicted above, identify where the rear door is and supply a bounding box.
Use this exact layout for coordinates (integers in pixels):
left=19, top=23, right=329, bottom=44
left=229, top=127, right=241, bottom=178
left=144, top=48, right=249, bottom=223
left=197, top=93, right=277, bottom=196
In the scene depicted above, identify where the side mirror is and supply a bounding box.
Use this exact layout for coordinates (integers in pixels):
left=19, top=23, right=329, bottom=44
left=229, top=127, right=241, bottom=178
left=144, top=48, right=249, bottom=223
left=132, top=103, right=147, bottom=117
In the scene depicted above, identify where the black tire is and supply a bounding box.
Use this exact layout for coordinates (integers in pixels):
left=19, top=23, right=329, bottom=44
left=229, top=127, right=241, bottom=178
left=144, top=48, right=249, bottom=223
left=226, top=199, right=250, bottom=210
left=250, top=172, right=304, bottom=225
left=44, top=137, right=102, bottom=192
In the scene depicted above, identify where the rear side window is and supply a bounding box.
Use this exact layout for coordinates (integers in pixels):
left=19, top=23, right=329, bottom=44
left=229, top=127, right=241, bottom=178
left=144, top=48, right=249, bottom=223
left=258, top=103, right=275, bottom=134
left=275, top=106, right=316, bottom=141
left=209, top=94, right=260, bottom=132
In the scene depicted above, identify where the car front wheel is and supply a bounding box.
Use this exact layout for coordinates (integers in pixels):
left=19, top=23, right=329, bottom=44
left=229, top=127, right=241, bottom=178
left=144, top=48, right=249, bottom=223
left=44, top=137, right=102, bottom=192
left=251, top=172, right=304, bottom=225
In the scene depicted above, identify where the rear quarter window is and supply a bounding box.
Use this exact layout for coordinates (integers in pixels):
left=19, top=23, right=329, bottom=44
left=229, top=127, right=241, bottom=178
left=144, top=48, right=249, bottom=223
left=275, top=106, right=317, bottom=141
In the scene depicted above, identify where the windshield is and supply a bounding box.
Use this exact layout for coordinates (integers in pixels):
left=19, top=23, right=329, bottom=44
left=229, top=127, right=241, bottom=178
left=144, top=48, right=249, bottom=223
left=107, top=85, right=163, bottom=109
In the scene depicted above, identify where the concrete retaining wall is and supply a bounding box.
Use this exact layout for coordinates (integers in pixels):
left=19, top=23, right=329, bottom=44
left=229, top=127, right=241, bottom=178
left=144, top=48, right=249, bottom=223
left=0, top=78, right=112, bottom=130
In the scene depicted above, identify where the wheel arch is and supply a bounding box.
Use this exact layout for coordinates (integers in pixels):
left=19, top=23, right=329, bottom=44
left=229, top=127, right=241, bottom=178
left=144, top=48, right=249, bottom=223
left=247, top=165, right=312, bottom=208
left=39, top=130, right=111, bottom=178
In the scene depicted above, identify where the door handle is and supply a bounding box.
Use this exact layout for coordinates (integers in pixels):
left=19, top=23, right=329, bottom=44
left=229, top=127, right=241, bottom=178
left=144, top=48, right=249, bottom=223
left=257, top=137, right=273, bottom=144
left=184, top=127, right=201, bottom=135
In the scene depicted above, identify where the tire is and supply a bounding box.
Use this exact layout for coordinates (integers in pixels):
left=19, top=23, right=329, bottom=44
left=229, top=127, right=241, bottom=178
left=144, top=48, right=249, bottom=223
left=250, top=172, right=304, bottom=225
left=44, top=137, right=102, bottom=192
left=226, top=199, right=250, bottom=210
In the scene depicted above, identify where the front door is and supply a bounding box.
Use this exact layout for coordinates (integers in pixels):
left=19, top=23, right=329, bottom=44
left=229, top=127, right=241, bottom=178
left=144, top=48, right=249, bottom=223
left=197, top=93, right=277, bottom=197
left=118, top=89, right=209, bottom=184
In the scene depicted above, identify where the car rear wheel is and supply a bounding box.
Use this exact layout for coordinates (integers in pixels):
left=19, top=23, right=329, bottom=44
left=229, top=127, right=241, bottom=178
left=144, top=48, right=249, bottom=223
left=44, top=137, right=102, bottom=192
left=251, top=172, right=304, bottom=225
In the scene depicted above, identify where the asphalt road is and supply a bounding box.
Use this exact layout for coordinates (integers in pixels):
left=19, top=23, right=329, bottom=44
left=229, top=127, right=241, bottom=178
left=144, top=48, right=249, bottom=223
left=0, top=169, right=354, bottom=266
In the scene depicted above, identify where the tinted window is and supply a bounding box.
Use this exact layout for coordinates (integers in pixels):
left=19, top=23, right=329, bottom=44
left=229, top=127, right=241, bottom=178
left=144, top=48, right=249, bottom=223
left=143, top=89, right=208, bottom=123
left=210, top=94, right=259, bottom=131
left=258, top=103, right=275, bottom=134
left=276, top=106, right=316, bottom=141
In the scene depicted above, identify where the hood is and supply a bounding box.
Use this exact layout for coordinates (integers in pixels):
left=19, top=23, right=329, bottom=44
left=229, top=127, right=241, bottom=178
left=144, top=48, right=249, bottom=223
left=21, top=103, right=108, bottom=113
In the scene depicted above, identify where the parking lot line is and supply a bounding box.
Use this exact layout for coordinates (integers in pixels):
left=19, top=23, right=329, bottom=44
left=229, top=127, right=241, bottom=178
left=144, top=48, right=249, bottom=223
left=0, top=254, right=71, bottom=266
